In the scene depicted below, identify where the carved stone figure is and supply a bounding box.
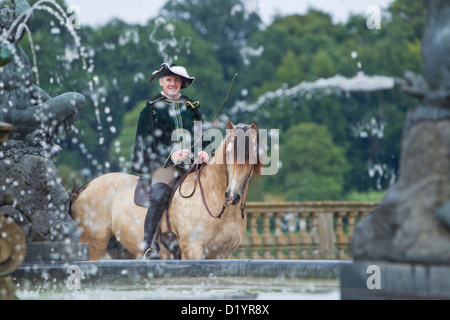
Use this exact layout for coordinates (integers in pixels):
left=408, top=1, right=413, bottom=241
left=0, top=0, right=85, bottom=243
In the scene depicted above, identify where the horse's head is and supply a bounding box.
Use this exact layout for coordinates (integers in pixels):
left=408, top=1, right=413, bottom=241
left=222, top=120, right=263, bottom=205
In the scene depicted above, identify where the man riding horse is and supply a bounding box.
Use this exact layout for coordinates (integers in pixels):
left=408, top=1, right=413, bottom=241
left=132, top=63, right=209, bottom=260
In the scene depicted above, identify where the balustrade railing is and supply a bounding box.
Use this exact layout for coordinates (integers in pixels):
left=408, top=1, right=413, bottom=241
left=233, top=202, right=377, bottom=260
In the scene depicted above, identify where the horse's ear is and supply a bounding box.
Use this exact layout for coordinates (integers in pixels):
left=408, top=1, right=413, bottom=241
left=226, top=120, right=235, bottom=130
left=250, top=121, right=258, bottom=141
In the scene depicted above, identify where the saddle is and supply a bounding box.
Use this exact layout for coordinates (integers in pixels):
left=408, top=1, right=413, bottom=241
left=133, top=175, right=182, bottom=208
left=134, top=178, right=152, bottom=208
left=133, top=164, right=200, bottom=208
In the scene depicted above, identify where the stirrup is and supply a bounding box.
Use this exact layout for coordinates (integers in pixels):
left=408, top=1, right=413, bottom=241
left=143, top=248, right=160, bottom=260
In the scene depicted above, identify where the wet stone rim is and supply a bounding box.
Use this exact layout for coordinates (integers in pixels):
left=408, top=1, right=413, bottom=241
left=13, top=260, right=347, bottom=287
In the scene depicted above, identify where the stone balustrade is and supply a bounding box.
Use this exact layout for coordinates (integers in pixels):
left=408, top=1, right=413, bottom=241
left=234, top=202, right=377, bottom=260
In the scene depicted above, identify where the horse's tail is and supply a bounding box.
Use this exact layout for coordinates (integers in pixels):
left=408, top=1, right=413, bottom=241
left=68, top=181, right=91, bottom=218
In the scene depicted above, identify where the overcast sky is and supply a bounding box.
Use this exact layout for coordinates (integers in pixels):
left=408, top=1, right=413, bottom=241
left=64, top=0, right=394, bottom=27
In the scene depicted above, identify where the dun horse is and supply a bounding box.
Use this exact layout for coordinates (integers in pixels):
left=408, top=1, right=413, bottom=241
left=70, top=121, right=263, bottom=260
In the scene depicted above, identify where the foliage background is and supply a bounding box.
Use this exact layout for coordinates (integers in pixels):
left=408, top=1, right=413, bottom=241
left=20, top=0, right=425, bottom=201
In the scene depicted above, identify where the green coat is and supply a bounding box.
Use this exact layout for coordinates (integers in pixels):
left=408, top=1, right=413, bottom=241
left=132, top=93, right=203, bottom=174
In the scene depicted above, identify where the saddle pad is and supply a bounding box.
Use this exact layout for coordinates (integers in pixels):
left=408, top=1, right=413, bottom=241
left=134, top=178, right=151, bottom=208
left=134, top=176, right=182, bottom=208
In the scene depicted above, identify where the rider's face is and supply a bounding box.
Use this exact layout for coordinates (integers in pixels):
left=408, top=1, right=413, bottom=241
left=159, top=75, right=182, bottom=99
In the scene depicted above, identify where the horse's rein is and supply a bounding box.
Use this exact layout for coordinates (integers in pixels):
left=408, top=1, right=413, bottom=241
left=179, top=160, right=254, bottom=220
left=178, top=161, right=228, bottom=219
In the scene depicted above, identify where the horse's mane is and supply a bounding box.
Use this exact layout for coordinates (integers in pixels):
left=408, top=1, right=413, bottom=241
left=226, top=123, right=264, bottom=177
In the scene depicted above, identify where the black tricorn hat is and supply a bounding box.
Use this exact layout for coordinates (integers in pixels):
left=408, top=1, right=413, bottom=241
left=149, top=63, right=195, bottom=89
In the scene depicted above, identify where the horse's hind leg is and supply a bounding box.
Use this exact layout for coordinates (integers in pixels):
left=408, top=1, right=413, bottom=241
left=80, top=232, right=110, bottom=261
left=77, top=218, right=112, bottom=260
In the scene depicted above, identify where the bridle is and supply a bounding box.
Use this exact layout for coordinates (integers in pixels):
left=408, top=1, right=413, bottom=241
left=179, top=160, right=255, bottom=220
left=223, top=163, right=254, bottom=219
left=179, top=131, right=256, bottom=220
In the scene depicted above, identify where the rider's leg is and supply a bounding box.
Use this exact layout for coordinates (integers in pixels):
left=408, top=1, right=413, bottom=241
left=142, top=166, right=181, bottom=260
left=143, top=182, right=172, bottom=260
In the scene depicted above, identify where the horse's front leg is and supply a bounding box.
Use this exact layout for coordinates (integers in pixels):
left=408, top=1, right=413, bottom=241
left=181, top=243, right=205, bottom=260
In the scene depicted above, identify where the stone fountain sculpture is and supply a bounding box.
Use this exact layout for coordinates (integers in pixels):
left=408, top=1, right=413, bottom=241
left=342, top=0, right=450, bottom=299
left=352, top=0, right=450, bottom=263
left=0, top=0, right=86, bottom=251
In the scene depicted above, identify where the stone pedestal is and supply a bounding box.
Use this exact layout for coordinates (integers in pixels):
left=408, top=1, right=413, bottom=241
left=345, top=107, right=450, bottom=299
left=352, top=114, right=450, bottom=263
left=24, top=242, right=89, bottom=263
left=0, top=153, right=80, bottom=243
left=341, top=261, right=450, bottom=300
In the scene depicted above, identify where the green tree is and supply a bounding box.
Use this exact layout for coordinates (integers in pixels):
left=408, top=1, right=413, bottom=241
left=243, top=10, right=352, bottom=99
left=275, top=50, right=302, bottom=86
left=309, top=49, right=335, bottom=79
left=161, top=0, right=261, bottom=79
left=281, top=123, right=348, bottom=200
left=109, top=101, right=145, bottom=172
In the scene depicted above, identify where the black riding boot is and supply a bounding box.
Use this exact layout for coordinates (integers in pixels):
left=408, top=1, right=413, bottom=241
left=143, top=183, right=172, bottom=260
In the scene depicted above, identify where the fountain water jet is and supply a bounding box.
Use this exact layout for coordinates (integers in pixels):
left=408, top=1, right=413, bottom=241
left=231, top=72, right=396, bottom=114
